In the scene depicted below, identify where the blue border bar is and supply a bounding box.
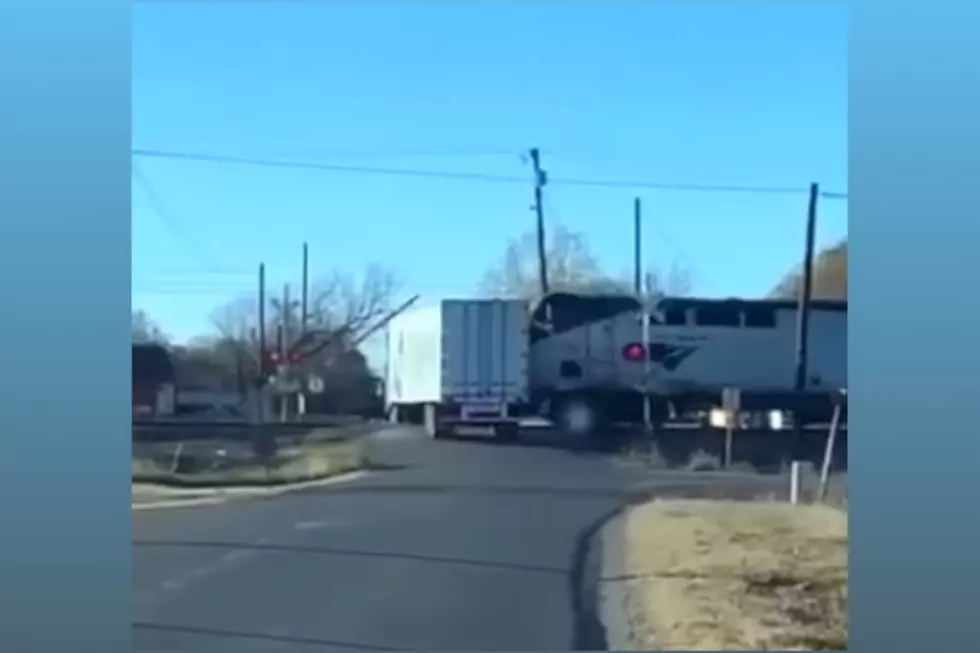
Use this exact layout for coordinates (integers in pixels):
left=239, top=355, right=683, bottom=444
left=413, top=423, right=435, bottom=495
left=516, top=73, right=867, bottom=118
left=0, top=0, right=131, bottom=651
left=1, top=2, right=979, bottom=651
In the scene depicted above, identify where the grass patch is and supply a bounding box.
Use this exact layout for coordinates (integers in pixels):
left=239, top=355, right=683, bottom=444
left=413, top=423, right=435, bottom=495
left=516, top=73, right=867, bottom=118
left=618, top=440, right=758, bottom=474
left=132, top=438, right=368, bottom=488
left=620, top=499, right=848, bottom=650
left=685, top=449, right=722, bottom=472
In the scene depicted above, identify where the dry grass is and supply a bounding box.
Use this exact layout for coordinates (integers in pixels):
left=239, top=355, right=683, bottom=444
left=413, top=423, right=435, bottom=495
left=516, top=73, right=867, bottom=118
left=685, top=449, right=722, bottom=472
left=132, top=438, right=367, bottom=487
left=620, top=499, right=848, bottom=650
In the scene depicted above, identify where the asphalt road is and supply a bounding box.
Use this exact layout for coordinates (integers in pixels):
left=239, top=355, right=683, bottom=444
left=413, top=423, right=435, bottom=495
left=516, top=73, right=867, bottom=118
left=133, top=426, right=786, bottom=652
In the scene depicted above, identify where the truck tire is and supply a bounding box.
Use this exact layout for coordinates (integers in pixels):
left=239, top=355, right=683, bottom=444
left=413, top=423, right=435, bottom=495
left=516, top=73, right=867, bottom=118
left=554, top=396, right=601, bottom=440
left=496, top=423, right=520, bottom=442
left=423, top=403, right=446, bottom=440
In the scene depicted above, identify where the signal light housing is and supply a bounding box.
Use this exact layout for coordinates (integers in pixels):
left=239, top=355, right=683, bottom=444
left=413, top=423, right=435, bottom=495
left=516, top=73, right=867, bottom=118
left=623, top=343, right=645, bottom=361
left=623, top=342, right=669, bottom=362
left=648, top=342, right=667, bottom=361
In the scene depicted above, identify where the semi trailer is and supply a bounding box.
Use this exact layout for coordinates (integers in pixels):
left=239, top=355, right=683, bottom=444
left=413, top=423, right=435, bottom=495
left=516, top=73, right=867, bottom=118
left=385, top=299, right=530, bottom=440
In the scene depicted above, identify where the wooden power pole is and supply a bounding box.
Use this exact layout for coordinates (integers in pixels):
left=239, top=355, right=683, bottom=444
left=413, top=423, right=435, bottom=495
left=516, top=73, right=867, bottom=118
left=790, top=182, right=820, bottom=503
left=529, top=148, right=549, bottom=295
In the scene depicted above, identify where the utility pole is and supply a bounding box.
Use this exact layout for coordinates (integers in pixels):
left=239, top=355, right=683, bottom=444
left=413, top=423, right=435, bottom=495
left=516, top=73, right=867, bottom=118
left=299, top=243, right=310, bottom=419
left=790, top=182, right=820, bottom=503
left=257, top=262, right=266, bottom=378
left=634, top=197, right=652, bottom=434
left=280, top=283, right=291, bottom=423
left=633, top=197, right=643, bottom=296
left=530, top=148, right=549, bottom=295
left=301, top=242, right=309, bottom=335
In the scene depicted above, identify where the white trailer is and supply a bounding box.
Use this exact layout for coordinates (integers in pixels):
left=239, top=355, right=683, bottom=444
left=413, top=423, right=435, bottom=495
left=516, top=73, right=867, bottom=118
left=385, top=299, right=530, bottom=440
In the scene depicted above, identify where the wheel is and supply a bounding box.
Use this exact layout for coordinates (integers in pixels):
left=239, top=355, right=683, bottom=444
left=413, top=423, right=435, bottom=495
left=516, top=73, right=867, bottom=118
left=554, top=396, right=601, bottom=440
left=496, top=423, right=520, bottom=442
left=423, top=403, right=449, bottom=440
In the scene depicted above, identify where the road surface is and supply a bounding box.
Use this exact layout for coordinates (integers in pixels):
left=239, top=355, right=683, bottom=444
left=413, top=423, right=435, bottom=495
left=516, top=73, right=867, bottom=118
left=133, top=426, right=784, bottom=651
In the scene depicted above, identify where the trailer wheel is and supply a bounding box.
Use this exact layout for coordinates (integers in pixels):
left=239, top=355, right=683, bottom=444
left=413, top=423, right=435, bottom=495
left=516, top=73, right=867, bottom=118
left=423, top=403, right=448, bottom=440
left=496, top=423, right=520, bottom=442
left=555, top=396, right=600, bottom=440
left=388, top=405, right=400, bottom=424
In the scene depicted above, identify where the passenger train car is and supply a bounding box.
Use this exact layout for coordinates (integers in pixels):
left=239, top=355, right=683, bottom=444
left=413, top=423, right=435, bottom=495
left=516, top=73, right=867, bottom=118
left=527, top=292, right=846, bottom=437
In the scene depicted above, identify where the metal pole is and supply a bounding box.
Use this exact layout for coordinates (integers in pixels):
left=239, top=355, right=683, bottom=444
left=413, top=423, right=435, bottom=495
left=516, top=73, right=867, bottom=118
left=634, top=197, right=642, bottom=295
left=301, top=242, right=309, bottom=334
left=642, top=297, right=651, bottom=433
left=279, top=284, right=290, bottom=423
left=258, top=263, right=266, bottom=378
left=818, top=390, right=845, bottom=501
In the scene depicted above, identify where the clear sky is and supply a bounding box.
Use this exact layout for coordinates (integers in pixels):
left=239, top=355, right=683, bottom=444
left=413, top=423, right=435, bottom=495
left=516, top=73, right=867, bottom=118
left=132, top=2, right=848, bottom=359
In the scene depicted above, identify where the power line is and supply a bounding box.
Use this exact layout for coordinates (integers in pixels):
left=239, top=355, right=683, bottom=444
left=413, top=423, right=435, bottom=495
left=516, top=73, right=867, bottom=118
left=132, top=161, right=218, bottom=270
left=134, top=148, right=530, bottom=184
left=132, top=266, right=254, bottom=276
left=132, top=288, right=253, bottom=296
left=132, top=148, right=849, bottom=198
left=132, top=279, right=255, bottom=288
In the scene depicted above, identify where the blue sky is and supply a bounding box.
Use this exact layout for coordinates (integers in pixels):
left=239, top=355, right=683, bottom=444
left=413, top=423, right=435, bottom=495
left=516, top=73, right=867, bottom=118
left=132, top=2, right=848, bottom=357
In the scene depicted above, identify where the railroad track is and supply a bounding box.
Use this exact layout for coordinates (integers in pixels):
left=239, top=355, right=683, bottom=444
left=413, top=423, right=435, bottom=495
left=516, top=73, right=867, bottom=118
left=132, top=417, right=378, bottom=443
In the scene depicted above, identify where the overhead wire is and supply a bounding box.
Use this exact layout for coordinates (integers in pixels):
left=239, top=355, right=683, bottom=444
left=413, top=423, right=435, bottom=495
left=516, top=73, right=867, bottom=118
left=132, top=148, right=849, bottom=199
left=132, top=160, right=220, bottom=271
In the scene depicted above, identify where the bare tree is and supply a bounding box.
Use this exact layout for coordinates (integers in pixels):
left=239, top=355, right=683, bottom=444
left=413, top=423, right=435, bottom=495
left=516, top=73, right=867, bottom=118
left=132, top=310, right=168, bottom=343
left=208, top=265, right=398, bottom=352
left=771, top=239, right=848, bottom=300
left=305, top=264, right=400, bottom=334
left=200, top=264, right=399, bottom=404
left=480, top=224, right=691, bottom=299
left=210, top=297, right=257, bottom=343
left=480, top=224, right=609, bottom=298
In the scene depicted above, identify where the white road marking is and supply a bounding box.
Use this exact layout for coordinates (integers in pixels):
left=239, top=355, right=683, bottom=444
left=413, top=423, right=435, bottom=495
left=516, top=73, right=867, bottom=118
left=294, top=518, right=352, bottom=531
left=221, top=549, right=253, bottom=563
left=135, top=538, right=272, bottom=606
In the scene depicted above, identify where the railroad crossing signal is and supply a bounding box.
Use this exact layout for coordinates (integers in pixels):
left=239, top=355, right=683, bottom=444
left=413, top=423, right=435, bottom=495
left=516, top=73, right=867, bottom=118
left=308, top=375, right=325, bottom=394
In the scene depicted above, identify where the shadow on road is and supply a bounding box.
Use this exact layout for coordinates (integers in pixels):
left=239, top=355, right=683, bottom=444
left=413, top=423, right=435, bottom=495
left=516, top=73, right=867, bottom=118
left=436, top=424, right=847, bottom=474
left=133, top=621, right=405, bottom=651
left=438, top=427, right=628, bottom=456
left=133, top=539, right=568, bottom=576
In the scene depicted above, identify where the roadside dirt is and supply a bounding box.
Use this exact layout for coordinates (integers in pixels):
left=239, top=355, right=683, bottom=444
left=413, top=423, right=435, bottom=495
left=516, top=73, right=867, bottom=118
left=620, top=499, right=848, bottom=650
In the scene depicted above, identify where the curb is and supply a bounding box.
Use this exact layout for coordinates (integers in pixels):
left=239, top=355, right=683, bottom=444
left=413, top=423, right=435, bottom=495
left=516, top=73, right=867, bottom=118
left=595, top=512, right=641, bottom=651
left=132, top=469, right=369, bottom=511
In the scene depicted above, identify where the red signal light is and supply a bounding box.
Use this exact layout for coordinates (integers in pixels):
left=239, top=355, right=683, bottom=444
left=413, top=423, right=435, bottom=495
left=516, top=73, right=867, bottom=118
left=648, top=342, right=667, bottom=361
left=269, top=351, right=281, bottom=364
left=623, top=343, right=645, bottom=361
